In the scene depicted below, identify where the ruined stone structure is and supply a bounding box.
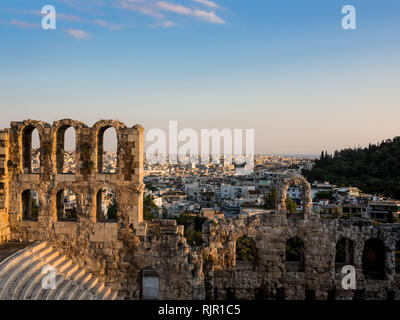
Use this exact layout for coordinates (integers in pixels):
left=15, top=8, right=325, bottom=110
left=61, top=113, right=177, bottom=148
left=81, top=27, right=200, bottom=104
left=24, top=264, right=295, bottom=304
left=0, top=120, right=400, bottom=300
left=0, top=242, right=118, bottom=300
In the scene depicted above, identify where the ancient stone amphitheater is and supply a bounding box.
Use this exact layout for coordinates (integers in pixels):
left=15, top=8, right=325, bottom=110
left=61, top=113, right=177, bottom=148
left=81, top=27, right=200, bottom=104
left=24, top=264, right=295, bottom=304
left=0, top=119, right=399, bottom=300
left=0, top=242, right=117, bottom=300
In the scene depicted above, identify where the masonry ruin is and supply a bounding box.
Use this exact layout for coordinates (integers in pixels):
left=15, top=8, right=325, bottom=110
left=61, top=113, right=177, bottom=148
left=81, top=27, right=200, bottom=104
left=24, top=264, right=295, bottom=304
left=1, top=119, right=400, bottom=300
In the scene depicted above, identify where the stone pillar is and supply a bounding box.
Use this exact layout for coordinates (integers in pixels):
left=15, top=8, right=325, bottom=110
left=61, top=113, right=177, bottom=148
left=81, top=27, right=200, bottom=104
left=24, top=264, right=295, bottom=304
left=0, top=130, right=10, bottom=243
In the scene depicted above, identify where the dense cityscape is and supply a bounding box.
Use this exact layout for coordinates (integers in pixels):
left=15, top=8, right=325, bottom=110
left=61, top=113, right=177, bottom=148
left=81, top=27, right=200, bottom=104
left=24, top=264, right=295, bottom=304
left=33, top=150, right=400, bottom=229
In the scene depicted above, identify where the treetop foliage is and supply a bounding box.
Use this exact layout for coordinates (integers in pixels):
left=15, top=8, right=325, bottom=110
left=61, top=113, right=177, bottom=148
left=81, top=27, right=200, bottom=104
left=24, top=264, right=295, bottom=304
left=303, top=137, right=400, bottom=199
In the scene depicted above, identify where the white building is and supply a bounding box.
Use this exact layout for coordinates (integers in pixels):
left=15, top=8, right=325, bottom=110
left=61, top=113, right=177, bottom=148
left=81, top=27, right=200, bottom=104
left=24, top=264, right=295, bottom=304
left=153, top=196, right=163, bottom=208
left=220, top=185, right=247, bottom=199
left=184, top=182, right=199, bottom=197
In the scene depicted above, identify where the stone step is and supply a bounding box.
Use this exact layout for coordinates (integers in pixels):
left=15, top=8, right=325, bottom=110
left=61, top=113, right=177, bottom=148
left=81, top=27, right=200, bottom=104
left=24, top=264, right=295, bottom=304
left=31, top=272, right=60, bottom=301
left=19, top=254, right=66, bottom=300
left=60, top=267, right=85, bottom=298
left=66, top=282, right=83, bottom=300
left=76, top=288, right=88, bottom=300
left=70, top=268, right=86, bottom=282
left=53, top=279, right=75, bottom=300
left=62, top=264, right=79, bottom=278
left=0, top=241, right=119, bottom=300
left=56, top=258, right=73, bottom=274
left=78, top=288, right=92, bottom=300
left=9, top=249, right=60, bottom=300
left=0, top=243, right=50, bottom=282
left=0, top=242, right=47, bottom=275
left=68, top=273, right=92, bottom=300
left=1, top=256, right=41, bottom=300
left=91, top=281, right=105, bottom=295
left=85, top=277, right=99, bottom=292
left=36, top=246, right=53, bottom=259
left=40, top=275, right=64, bottom=300
left=75, top=272, right=92, bottom=287
left=60, top=268, right=86, bottom=300
left=108, top=291, right=119, bottom=300
left=0, top=245, right=52, bottom=298
left=29, top=256, right=71, bottom=299
left=97, top=286, right=111, bottom=300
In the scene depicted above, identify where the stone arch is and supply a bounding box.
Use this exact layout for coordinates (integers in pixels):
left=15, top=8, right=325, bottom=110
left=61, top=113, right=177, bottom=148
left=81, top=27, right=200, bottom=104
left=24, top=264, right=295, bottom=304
left=52, top=119, right=86, bottom=174
left=396, top=241, right=400, bottom=274
left=92, top=120, right=126, bottom=174
left=335, top=238, right=354, bottom=271
left=285, top=236, right=304, bottom=272
left=362, top=238, right=385, bottom=280
left=55, top=188, right=79, bottom=221
left=20, top=123, right=45, bottom=174
left=276, top=173, right=312, bottom=215
left=95, top=186, right=119, bottom=222
left=21, top=189, right=41, bottom=221
left=50, top=184, right=82, bottom=221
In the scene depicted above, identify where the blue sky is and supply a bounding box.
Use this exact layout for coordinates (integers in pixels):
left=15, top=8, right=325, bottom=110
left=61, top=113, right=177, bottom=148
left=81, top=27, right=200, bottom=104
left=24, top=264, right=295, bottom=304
left=0, top=0, right=399, bottom=154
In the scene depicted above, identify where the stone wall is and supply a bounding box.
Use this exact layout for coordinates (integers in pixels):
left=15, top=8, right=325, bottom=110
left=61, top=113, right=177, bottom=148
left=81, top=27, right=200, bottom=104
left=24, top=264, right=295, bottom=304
left=1, top=119, right=400, bottom=300
left=0, top=129, right=10, bottom=243
left=0, top=119, right=146, bottom=293
left=201, top=213, right=400, bottom=300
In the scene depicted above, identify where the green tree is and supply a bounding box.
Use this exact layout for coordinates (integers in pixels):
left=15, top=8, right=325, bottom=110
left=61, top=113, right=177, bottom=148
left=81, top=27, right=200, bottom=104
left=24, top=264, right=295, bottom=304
left=286, top=197, right=297, bottom=214
left=314, top=191, right=334, bottom=201
left=303, top=137, right=400, bottom=199
left=175, top=213, right=204, bottom=245
left=31, top=199, right=39, bottom=219
left=143, top=195, right=158, bottom=221
left=263, top=190, right=297, bottom=213
left=107, top=204, right=117, bottom=220
left=263, top=190, right=277, bottom=210
left=146, top=184, right=158, bottom=192
left=286, top=237, right=303, bottom=262
left=236, top=236, right=256, bottom=262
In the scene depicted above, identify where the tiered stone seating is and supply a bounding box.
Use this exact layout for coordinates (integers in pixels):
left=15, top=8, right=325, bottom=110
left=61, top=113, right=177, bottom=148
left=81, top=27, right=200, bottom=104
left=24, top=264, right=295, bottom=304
left=0, top=241, right=118, bottom=300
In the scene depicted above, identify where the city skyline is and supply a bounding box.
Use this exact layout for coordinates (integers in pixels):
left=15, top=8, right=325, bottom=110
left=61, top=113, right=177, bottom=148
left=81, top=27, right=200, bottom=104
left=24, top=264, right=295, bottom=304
left=1, top=0, right=400, bottom=154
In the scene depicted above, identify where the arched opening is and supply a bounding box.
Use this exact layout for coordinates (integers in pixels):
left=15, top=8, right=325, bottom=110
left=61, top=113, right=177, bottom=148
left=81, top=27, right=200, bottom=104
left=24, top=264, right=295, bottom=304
left=56, top=189, right=78, bottom=221
left=22, top=126, right=40, bottom=174
left=276, top=175, right=312, bottom=215
left=285, top=184, right=298, bottom=214
left=285, top=237, right=304, bottom=272
left=96, top=188, right=117, bottom=222
left=395, top=241, right=400, bottom=273
left=362, top=238, right=385, bottom=280
left=22, top=189, right=40, bottom=221
left=97, top=127, right=118, bottom=174
left=235, top=235, right=256, bottom=269
left=141, top=267, right=159, bottom=300
left=335, top=238, right=354, bottom=271
left=56, top=126, right=76, bottom=174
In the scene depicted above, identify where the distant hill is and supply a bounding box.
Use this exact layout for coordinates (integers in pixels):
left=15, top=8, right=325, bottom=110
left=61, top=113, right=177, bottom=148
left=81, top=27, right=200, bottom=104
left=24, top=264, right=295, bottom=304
left=303, top=137, right=400, bottom=199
